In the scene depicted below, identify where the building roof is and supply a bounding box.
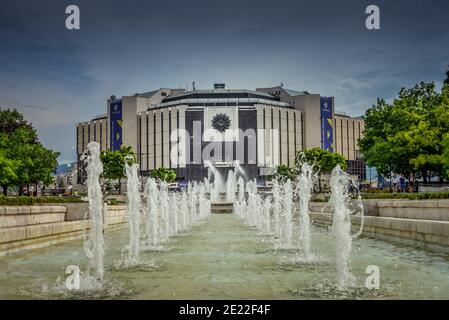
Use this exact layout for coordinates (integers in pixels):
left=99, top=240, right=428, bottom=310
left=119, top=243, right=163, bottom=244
left=92, top=114, right=107, bottom=120
left=283, top=88, right=310, bottom=96
left=163, top=89, right=279, bottom=102
left=133, top=89, right=159, bottom=98
left=162, top=89, right=278, bottom=103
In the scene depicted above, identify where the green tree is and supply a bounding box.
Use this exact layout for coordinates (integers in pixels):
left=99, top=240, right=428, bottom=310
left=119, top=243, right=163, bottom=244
left=150, top=167, right=176, bottom=183
left=440, top=85, right=449, bottom=179
left=0, top=109, right=36, bottom=139
left=444, top=66, right=449, bottom=86
left=296, top=148, right=347, bottom=192
left=0, top=109, right=59, bottom=195
left=100, top=146, right=135, bottom=194
left=0, top=147, right=18, bottom=195
left=443, top=133, right=449, bottom=179
left=273, top=164, right=297, bottom=182
left=360, top=82, right=449, bottom=183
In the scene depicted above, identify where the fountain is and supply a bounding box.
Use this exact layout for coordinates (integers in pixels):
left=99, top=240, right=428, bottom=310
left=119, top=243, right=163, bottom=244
left=233, top=160, right=246, bottom=180
left=180, top=189, right=188, bottom=230
left=262, top=196, right=272, bottom=234
left=205, top=161, right=225, bottom=202
left=188, top=182, right=198, bottom=224
left=236, top=177, right=245, bottom=204
left=279, top=179, right=293, bottom=249
left=83, top=142, right=105, bottom=281
left=226, top=170, right=236, bottom=202
left=203, top=177, right=211, bottom=196
left=199, top=184, right=211, bottom=219
left=124, top=158, right=142, bottom=264
left=143, top=177, right=159, bottom=248
left=271, top=179, right=282, bottom=239
left=169, top=192, right=178, bottom=236
left=244, top=179, right=256, bottom=226
left=328, top=165, right=364, bottom=289
left=159, top=182, right=169, bottom=242
left=6, top=159, right=449, bottom=300
left=296, top=162, right=314, bottom=259
left=234, top=178, right=246, bottom=219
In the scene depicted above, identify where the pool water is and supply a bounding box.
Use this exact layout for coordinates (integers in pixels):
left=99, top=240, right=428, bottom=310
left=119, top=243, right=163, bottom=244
left=1, top=214, right=449, bottom=300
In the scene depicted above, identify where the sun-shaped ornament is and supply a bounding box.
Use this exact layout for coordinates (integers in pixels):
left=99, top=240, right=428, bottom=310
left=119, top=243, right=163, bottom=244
left=211, top=113, right=231, bottom=133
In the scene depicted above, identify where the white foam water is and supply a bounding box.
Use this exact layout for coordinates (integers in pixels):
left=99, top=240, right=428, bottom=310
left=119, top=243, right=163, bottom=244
left=83, top=142, right=105, bottom=282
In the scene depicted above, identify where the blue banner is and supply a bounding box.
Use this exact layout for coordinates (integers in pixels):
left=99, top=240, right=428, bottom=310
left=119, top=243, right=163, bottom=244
left=320, top=97, right=334, bottom=152
left=110, top=100, right=122, bottom=151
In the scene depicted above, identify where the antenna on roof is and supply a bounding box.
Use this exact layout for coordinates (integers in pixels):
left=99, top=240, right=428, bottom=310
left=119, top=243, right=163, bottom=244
left=280, top=83, right=284, bottom=88
left=192, top=81, right=196, bottom=91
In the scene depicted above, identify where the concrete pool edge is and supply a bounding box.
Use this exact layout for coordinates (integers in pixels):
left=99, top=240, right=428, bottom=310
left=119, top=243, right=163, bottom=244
left=2, top=199, right=449, bottom=256
left=311, top=212, right=449, bottom=253
left=0, top=204, right=128, bottom=256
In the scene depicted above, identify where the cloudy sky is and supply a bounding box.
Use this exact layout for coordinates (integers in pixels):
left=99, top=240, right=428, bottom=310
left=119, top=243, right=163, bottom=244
left=1, top=0, right=448, bottom=163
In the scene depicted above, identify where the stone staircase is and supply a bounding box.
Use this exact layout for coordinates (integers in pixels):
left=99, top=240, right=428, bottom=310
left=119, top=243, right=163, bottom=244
left=211, top=202, right=234, bottom=214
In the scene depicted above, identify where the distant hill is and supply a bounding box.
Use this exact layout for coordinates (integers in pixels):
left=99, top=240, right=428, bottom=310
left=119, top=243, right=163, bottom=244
left=55, top=162, right=77, bottom=175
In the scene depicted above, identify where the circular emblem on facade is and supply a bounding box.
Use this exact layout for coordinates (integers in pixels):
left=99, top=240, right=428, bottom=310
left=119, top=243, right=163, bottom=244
left=211, top=113, right=231, bottom=133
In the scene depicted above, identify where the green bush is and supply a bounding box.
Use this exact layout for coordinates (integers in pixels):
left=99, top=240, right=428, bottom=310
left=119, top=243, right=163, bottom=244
left=360, top=192, right=449, bottom=200
left=150, top=167, right=176, bottom=183
left=0, top=196, right=86, bottom=206
left=311, top=191, right=449, bottom=202
left=362, top=189, right=393, bottom=194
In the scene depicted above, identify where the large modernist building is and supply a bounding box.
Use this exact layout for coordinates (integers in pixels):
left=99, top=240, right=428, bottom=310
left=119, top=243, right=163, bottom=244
left=76, top=84, right=365, bottom=184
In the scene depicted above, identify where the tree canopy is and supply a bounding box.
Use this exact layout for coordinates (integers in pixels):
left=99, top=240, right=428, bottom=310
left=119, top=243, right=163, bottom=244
left=150, top=167, right=176, bottom=183
left=445, top=66, right=449, bottom=86
left=273, top=164, right=297, bottom=182
left=0, top=109, right=35, bottom=139
left=359, top=82, right=449, bottom=181
left=0, top=108, right=59, bottom=195
left=295, top=148, right=347, bottom=173
left=100, top=146, right=135, bottom=193
left=295, top=148, right=347, bottom=191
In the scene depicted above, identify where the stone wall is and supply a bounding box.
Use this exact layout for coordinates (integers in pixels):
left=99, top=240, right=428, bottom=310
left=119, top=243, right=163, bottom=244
left=310, top=199, right=380, bottom=216
left=0, top=204, right=128, bottom=256
left=310, top=209, right=449, bottom=252
left=377, top=199, right=449, bottom=221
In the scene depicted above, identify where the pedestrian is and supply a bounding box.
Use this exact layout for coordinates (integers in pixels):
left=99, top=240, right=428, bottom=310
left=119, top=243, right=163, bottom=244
left=391, top=175, right=399, bottom=193
left=399, top=176, right=406, bottom=193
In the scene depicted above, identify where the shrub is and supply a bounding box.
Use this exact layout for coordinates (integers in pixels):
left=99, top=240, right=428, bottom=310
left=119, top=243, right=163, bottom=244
left=0, top=196, right=86, bottom=206
left=360, top=192, right=449, bottom=200
left=311, top=191, right=449, bottom=202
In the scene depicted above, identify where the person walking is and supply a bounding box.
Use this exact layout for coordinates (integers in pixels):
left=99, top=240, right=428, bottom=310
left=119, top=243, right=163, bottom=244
left=391, top=175, right=399, bottom=193
left=399, top=176, right=406, bottom=193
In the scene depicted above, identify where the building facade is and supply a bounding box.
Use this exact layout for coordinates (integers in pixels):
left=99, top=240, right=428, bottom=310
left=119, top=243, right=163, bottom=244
left=76, top=84, right=366, bottom=183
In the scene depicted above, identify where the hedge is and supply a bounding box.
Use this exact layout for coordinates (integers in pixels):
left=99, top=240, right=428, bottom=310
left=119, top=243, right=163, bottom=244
left=312, top=191, right=449, bottom=202
left=360, top=191, right=449, bottom=200
left=0, top=196, right=87, bottom=206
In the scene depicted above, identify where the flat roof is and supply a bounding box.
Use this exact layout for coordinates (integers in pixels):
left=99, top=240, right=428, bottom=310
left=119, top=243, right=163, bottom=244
left=162, top=89, right=278, bottom=103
